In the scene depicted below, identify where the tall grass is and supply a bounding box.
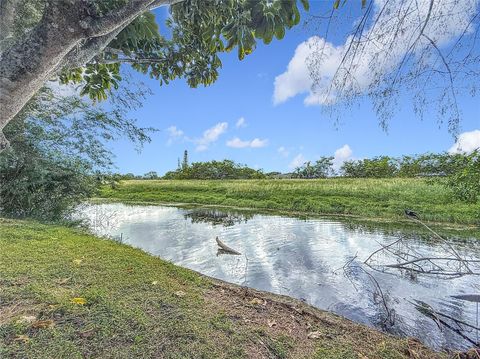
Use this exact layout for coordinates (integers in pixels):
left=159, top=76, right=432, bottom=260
left=99, top=178, right=480, bottom=225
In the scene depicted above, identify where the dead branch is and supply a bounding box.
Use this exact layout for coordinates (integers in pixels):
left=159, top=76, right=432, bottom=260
left=215, top=237, right=241, bottom=255
left=412, top=300, right=480, bottom=348
left=341, top=256, right=396, bottom=327
left=364, top=216, right=479, bottom=278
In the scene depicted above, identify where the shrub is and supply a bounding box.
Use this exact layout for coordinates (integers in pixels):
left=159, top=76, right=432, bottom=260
left=447, top=150, right=480, bottom=203
left=0, top=86, right=152, bottom=220
left=0, top=146, right=97, bottom=219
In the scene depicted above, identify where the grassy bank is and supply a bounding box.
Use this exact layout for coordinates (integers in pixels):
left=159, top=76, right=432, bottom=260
left=0, top=218, right=445, bottom=359
left=99, top=179, right=480, bottom=226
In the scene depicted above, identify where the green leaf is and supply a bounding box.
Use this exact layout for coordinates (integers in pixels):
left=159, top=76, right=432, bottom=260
left=300, top=0, right=310, bottom=11
left=275, top=25, right=285, bottom=40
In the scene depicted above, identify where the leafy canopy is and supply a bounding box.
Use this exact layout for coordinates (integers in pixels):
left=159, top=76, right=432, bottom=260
left=293, top=157, right=335, bottom=179
left=59, top=0, right=310, bottom=101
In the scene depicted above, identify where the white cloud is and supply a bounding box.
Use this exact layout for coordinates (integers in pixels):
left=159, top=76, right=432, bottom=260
left=278, top=146, right=290, bottom=157
left=236, top=117, right=247, bottom=128
left=289, top=154, right=306, bottom=169
left=449, top=130, right=480, bottom=153
left=166, top=126, right=184, bottom=137
left=333, top=144, right=353, bottom=169
left=273, top=37, right=343, bottom=105
left=226, top=138, right=249, bottom=148
left=226, top=137, right=268, bottom=149
left=250, top=138, right=268, bottom=148
left=165, top=125, right=184, bottom=145
left=274, top=0, right=478, bottom=106
left=195, top=122, right=228, bottom=151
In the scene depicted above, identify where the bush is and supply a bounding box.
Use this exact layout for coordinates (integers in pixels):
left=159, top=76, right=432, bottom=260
left=341, top=156, right=398, bottom=178
left=0, top=146, right=97, bottom=219
left=447, top=150, right=480, bottom=203
left=0, top=85, right=152, bottom=220
left=292, top=157, right=334, bottom=178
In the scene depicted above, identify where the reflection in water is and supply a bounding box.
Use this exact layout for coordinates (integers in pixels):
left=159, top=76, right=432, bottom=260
left=184, top=208, right=253, bottom=227
left=76, top=203, right=480, bottom=350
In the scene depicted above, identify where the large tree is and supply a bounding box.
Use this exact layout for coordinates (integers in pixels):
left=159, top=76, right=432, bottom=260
left=0, top=0, right=309, bottom=151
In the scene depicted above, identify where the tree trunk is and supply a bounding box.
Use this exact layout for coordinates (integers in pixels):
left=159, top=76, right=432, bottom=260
left=0, top=0, right=176, bottom=152
left=0, top=22, right=80, bottom=145
left=0, top=0, right=21, bottom=42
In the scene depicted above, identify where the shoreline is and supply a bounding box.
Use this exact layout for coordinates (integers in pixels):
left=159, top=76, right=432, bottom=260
left=0, top=218, right=450, bottom=358
left=90, top=197, right=480, bottom=239
left=98, top=179, right=480, bottom=229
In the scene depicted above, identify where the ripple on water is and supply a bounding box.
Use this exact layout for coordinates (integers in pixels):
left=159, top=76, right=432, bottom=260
left=75, top=203, right=480, bottom=351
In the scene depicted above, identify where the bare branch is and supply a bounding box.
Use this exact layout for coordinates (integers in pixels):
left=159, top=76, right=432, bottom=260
left=307, top=0, right=478, bottom=134
left=413, top=300, right=480, bottom=347
left=422, top=33, right=461, bottom=134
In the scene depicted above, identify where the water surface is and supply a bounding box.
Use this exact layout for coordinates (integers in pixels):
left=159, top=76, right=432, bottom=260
left=77, top=203, right=480, bottom=350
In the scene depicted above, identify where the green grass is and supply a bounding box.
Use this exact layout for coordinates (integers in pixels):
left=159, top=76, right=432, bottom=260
left=99, top=179, right=480, bottom=226
left=0, top=218, right=445, bottom=358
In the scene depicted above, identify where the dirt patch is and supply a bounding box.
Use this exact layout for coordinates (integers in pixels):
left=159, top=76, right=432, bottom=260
left=0, top=301, right=40, bottom=326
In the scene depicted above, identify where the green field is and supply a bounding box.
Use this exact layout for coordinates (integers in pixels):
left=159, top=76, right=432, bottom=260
left=99, top=178, right=480, bottom=227
left=0, top=218, right=444, bottom=358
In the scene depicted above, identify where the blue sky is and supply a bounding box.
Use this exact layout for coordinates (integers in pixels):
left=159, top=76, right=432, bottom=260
left=107, top=1, right=480, bottom=175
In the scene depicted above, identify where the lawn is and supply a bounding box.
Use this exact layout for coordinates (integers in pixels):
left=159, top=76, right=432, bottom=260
left=0, top=218, right=445, bottom=359
left=99, top=178, right=480, bottom=226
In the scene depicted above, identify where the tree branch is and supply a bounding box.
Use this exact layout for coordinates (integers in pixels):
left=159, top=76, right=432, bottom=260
left=96, top=57, right=167, bottom=65
left=422, top=33, right=461, bottom=133
left=61, top=25, right=129, bottom=72
left=0, top=0, right=180, bottom=152
left=0, top=2, right=82, bottom=135
left=84, top=0, right=177, bottom=38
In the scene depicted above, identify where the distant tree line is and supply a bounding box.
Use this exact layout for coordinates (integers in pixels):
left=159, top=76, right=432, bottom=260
left=110, top=150, right=478, bottom=203
left=110, top=151, right=265, bottom=181
left=291, top=152, right=477, bottom=179
left=164, top=158, right=265, bottom=180
left=291, top=157, right=335, bottom=179
left=290, top=151, right=479, bottom=203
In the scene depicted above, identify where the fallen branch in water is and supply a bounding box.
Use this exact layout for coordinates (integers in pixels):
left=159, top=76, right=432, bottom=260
left=338, top=255, right=396, bottom=328
left=215, top=236, right=241, bottom=255
left=364, top=217, right=480, bottom=278
left=410, top=217, right=473, bottom=274
left=411, top=300, right=480, bottom=348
